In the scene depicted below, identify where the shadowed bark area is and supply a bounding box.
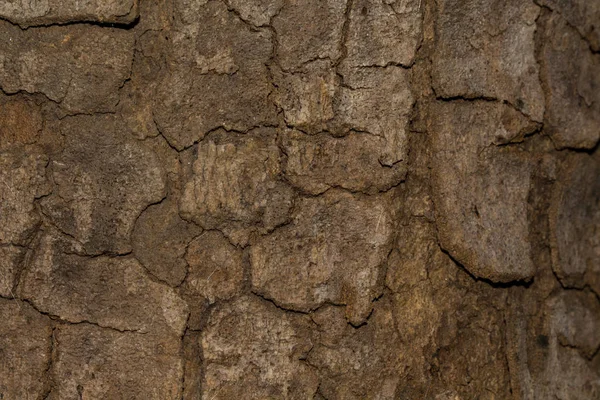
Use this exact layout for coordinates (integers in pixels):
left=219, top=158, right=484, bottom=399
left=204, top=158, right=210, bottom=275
left=0, top=0, right=598, bottom=399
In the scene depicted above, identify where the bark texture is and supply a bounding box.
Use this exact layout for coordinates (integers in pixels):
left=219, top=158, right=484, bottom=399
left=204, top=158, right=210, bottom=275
left=0, top=0, right=598, bottom=399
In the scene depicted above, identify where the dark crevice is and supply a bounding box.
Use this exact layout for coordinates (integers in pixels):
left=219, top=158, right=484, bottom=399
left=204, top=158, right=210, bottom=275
left=551, top=138, right=600, bottom=154
left=40, top=325, right=57, bottom=400
left=0, top=14, right=140, bottom=31
left=0, top=86, right=61, bottom=107
left=19, top=297, right=147, bottom=334
left=250, top=290, right=313, bottom=316
left=437, top=245, right=534, bottom=289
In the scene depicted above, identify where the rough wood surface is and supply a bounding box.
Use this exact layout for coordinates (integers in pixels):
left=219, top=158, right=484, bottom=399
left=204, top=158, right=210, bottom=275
left=0, top=0, right=598, bottom=398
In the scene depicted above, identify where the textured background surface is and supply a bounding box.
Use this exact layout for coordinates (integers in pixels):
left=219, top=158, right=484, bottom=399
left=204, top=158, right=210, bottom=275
left=0, top=0, right=599, bottom=399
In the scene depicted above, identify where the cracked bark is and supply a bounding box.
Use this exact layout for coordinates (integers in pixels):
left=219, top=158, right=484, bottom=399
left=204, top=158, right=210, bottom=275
left=0, top=0, right=598, bottom=399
